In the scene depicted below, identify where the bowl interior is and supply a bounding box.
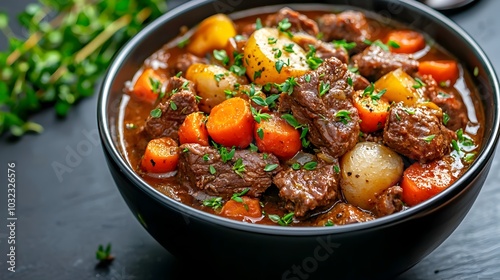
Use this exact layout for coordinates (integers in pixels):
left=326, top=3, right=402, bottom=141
left=98, top=0, right=500, bottom=234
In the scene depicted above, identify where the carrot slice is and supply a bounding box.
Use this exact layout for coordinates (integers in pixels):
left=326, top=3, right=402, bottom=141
left=178, top=112, right=209, bottom=146
left=254, top=113, right=301, bottom=160
left=353, top=90, right=390, bottom=133
left=386, top=30, right=426, bottom=54
left=206, top=97, right=254, bottom=148
left=131, top=68, right=165, bottom=103
left=140, top=137, right=180, bottom=173
left=418, top=60, right=459, bottom=86
left=221, top=196, right=262, bottom=220
left=401, top=158, right=457, bottom=206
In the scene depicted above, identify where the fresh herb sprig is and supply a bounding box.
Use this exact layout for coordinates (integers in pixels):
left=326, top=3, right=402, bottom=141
left=96, top=243, right=114, bottom=264
left=0, top=0, right=167, bottom=137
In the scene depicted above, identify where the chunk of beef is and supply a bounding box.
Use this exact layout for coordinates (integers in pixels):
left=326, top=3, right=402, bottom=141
left=144, top=77, right=199, bottom=140
left=273, top=162, right=340, bottom=217
left=177, top=143, right=281, bottom=198
left=373, top=185, right=404, bottom=217
left=292, top=33, right=348, bottom=63
left=317, top=11, right=371, bottom=53
left=284, top=57, right=360, bottom=158
left=265, top=7, right=319, bottom=36
left=173, top=53, right=208, bottom=74
left=352, top=44, right=419, bottom=81
left=418, top=74, right=468, bottom=131
left=349, top=72, right=370, bottom=91
left=314, top=202, right=375, bottom=226
left=383, top=103, right=456, bottom=163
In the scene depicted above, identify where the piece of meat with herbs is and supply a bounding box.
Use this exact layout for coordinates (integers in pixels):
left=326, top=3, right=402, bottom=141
left=314, top=202, right=375, bottom=226
left=383, top=103, right=456, bottom=163
left=265, top=7, right=319, bottom=36
left=317, top=11, right=371, bottom=54
left=284, top=57, right=360, bottom=158
left=373, top=185, right=404, bottom=217
left=172, top=53, right=208, bottom=74
left=144, top=77, right=199, bottom=140
left=352, top=44, right=419, bottom=81
left=292, top=33, right=348, bottom=63
left=418, top=74, right=468, bottom=131
left=349, top=72, right=371, bottom=91
left=177, top=143, right=281, bottom=198
left=273, top=161, right=340, bottom=218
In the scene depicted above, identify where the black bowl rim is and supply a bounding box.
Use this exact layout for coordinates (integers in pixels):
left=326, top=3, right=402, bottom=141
left=98, top=0, right=500, bottom=236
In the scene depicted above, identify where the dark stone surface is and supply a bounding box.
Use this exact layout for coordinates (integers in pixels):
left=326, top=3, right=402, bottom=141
left=1, top=0, right=499, bottom=279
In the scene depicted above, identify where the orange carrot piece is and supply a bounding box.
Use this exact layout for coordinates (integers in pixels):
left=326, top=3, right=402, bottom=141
left=254, top=114, right=302, bottom=160
left=386, top=30, right=426, bottom=54
left=401, top=159, right=457, bottom=206
left=418, top=60, right=459, bottom=86
left=140, top=137, right=180, bottom=173
left=178, top=112, right=209, bottom=146
left=221, top=196, right=262, bottom=220
left=206, top=97, right=255, bottom=148
left=131, top=68, right=165, bottom=103
left=353, top=90, right=390, bottom=133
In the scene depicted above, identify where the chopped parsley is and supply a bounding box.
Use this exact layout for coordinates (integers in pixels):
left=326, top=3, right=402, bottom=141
left=303, top=161, right=317, bottom=171
left=268, top=212, right=294, bottom=226
left=332, top=39, right=357, bottom=51
left=231, top=188, right=249, bottom=203
left=209, top=165, right=216, bottom=175
left=275, top=59, right=289, bottom=74
left=255, top=18, right=263, bottom=30
left=335, top=110, right=351, bottom=125
left=319, top=81, right=330, bottom=96
left=276, top=77, right=298, bottom=95
left=443, top=112, right=450, bottom=126
left=232, top=158, right=246, bottom=177
left=305, top=45, right=323, bottom=70
left=387, top=40, right=400, bottom=49
left=213, top=49, right=229, bottom=65
left=169, top=101, right=177, bottom=110
left=149, top=108, right=162, bottom=118
left=177, top=37, right=190, bottom=48
left=264, top=163, right=279, bottom=172
left=283, top=43, right=295, bottom=53
left=149, top=77, right=162, bottom=94
left=214, top=73, right=224, bottom=83
left=422, top=134, right=435, bottom=143
left=257, top=127, right=264, bottom=139
left=412, top=77, right=426, bottom=89
left=253, top=70, right=262, bottom=80
left=324, top=220, right=335, bottom=226
left=251, top=107, right=272, bottom=123
left=278, top=18, right=292, bottom=31
left=268, top=37, right=278, bottom=44
left=203, top=197, right=223, bottom=210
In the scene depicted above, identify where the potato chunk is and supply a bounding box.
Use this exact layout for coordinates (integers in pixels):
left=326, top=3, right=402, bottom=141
left=187, top=14, right=236, bottom=57
left=340, top=142, right=403, bottom=210
left=243, top=27, right=309, bottom=84
left=186, top=63, right=247, bottom=113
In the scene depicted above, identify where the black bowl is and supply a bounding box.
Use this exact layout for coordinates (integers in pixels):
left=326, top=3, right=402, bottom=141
left=97, top=0, right=500, bottom=279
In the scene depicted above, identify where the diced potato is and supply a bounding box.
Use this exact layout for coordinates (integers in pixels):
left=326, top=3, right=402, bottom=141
left=340, top=142, right=404, bottom=211
left=374, top=68, right=421, bottom=106
left=244, top=27, right=309, bottom=84
left=187, top=14, right=237, bottom=57
left=186, top=63, right=247, bottom=113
